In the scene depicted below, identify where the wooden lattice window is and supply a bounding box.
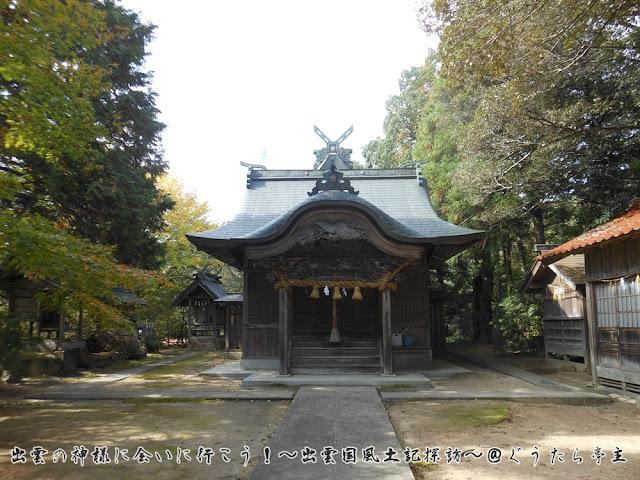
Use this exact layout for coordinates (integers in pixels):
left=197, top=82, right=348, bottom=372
left=594, top=280, right=640, bottom=328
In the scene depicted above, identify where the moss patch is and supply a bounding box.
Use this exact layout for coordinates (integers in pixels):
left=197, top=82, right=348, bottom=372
left=437, top=401, right=510, bottom=429
left=138, top=352, right=223, bottom=380
left=409, top=460, right=438, bottom=475
left=376, top=385, right=413, bottom=391
left=122, top=397, right=220, bottom=405
left=107, top=353, right=165, bottom=372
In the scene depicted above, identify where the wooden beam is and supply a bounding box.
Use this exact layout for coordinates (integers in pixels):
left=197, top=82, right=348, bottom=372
left=382, top=289, right=393, bottom=375
left=279, top=287, right=290, bottom=375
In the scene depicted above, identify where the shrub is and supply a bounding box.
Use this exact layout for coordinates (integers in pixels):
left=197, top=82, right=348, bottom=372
left=0, top=312, right=24, bottom=383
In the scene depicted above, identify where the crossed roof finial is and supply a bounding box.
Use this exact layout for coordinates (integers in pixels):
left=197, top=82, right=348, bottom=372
left=313, top=125, right=354, bottom=170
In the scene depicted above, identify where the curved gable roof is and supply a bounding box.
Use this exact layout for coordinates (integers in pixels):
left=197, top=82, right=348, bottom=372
left=188, top=168, right=484, bottom=268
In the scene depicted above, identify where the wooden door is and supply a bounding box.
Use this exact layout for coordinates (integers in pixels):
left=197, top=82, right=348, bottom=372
left=593, top=280, right=640, bottom=382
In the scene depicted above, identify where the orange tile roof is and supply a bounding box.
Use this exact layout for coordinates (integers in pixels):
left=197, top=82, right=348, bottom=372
left=536, top=199, right=640, bottom=263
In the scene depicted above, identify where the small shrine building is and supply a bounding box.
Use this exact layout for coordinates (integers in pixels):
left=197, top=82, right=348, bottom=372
left=187, top=127, right=484, bottom=375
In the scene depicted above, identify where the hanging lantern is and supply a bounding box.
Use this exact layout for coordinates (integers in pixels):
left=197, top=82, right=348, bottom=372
left=333, top=287, right=342, bottom=300
left=352, top=286, right=363, bottom=301
left=310, top=286, right=320, bottom=299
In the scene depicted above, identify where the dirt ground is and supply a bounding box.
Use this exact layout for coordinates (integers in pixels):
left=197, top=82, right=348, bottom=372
left=0, top=347, right=638, bottom=479
left=0, top=351, right=292, bottom=480
left=387, top=399, right=639, bottom=480
left=387, top=350, right=640, bottom=479
left=0, top=399, right=289, bottom=480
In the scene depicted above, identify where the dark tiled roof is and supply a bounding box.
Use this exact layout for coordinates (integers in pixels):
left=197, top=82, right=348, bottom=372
left=535, top=199, right=640, bottom=263
left=188, top=168, right=484, bottom=267
left=113, top=288, right=145, bottom=305
left=171, top=273, right=228, bottom=307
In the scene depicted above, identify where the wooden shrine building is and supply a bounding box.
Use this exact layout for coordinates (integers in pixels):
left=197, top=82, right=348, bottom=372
left=529, top=199, right=640, bottom=394
left=187, top=126, right=484, bottom=374
left=522, top=245, right=589, bottom=364
left=171, top=271, right=243, bottom=350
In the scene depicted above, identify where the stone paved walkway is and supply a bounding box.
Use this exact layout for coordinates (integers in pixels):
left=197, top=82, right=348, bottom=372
left=251, top=386, right=414, bottom=480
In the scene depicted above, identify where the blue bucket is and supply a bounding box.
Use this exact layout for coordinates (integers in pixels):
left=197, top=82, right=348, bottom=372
left=403, top=335, right=414, bottom=347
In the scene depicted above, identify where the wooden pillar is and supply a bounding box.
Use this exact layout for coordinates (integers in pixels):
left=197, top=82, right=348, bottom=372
left=225, top=305, right=230, bottom=351
left=58, top=310, right=65, bottom=342
left=279, top=287, right=290, bottom=375
left=36, top=302, right=41, bottom=337
left=585, top=282, right=599, bottom=387
left=329, top=298, right=341, bottom=343
left=382, top=289, right=393, bottom=375
left=241, top=262, right=249, bottom=359
left=424, top=268, right=431, bottom=350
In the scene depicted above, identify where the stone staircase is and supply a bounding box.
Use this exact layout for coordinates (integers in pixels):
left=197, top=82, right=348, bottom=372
left=290, top=335, right=382, bottom=374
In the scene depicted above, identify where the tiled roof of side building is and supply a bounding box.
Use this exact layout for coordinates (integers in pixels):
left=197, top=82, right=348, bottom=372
left=535, top=198, right=640, bottom=263
left=171, top=273, right=228, bottom=307
left=189, top=168, right=483, bottom=244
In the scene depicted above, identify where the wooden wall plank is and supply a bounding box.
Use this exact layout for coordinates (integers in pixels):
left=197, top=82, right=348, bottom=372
left=586, top=236, right=640, bottom=282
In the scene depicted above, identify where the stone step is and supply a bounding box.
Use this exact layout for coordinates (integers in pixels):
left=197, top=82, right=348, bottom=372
left=291, top=348, right=380, bottom=357
left=290, top=366, right=381, bottom=375
left=292, top=357, right=381, bottom=367
left=292, top=336, right=380, bottom=348
left=291, top=335, right=382, bottom=373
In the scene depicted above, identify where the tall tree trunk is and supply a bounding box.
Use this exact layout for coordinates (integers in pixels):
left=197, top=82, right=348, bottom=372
left=503, top=241, right=512, bottom=284
left=472, top=248, right=493, bottom=343
left=531, top=205, right=545, bottom=244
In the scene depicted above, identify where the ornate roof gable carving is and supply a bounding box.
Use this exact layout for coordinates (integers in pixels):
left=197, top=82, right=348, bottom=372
left=308, top=165, right=359, bottom=196
left=294, top=220, right=367, bottom=245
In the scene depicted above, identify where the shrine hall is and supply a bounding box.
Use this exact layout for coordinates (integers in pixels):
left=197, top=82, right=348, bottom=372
left=187, top=126, right=484, bottom=375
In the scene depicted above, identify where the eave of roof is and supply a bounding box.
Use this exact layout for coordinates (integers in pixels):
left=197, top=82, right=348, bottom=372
left=215, top=293, right=243, bottom=303
left=522, top=254, right=585, bottom=294
left=534, top=199, right=640, bottom=264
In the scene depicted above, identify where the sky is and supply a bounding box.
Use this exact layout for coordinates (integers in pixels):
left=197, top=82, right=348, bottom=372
left=119, top=0, right=438, bottom=223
